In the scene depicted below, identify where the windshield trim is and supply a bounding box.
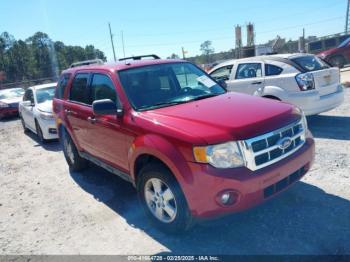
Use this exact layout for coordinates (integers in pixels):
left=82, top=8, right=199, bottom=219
left=117, top=62, right=226, bottom=112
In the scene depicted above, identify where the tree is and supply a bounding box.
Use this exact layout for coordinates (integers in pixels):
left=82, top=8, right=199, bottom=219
left=200, top=40, right=214, bottom=63
left=167, top=53, right=180, bottom=59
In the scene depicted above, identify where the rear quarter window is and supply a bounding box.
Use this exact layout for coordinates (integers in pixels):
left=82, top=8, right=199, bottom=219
left=55, top=73, right=71, bottom=99
left=265, top=64, right=283, bottom=76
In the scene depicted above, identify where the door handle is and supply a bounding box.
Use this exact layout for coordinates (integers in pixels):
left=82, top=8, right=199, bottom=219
left=87, top=116, right=97, bottom=124
left=252, top=81, right=262, bottom=85
left=64, top=109, right=72, bottom=115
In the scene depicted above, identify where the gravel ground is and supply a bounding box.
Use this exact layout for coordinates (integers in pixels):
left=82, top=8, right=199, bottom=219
left=0, top=88, right=349, bottom=255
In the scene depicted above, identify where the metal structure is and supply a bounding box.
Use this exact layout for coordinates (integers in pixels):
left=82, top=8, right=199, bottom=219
left=346, top=0, right=350, bottom=33
left=235, top=25, right=242, bottom=58
left=108, top=22, right=117, bottom=62
left=247, top=23, right=255, bottom=47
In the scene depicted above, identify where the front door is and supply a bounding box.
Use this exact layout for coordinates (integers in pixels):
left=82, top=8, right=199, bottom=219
left=22, top=89, right=36, bottom=130
left=227, top=62, right=265, bottom=95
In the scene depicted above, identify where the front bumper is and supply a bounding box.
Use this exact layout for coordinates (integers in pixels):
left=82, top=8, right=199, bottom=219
left=286, top=85, right=344, bottom=116
left=37, top=118, right=59, bottom=140
left=182, top=134, right=315, bottom=218
left=0, top=107, right=19, bottom=118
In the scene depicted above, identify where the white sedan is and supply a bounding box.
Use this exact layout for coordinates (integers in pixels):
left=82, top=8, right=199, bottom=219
left=209, top=53, right=344, bottom=116
left=19, top=83, right=58, bottom=142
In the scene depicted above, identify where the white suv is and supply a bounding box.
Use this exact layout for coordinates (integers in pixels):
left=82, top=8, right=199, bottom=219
left=19, top=83, right=58, bottom=142
left=209, top=53, right=344, bottom=115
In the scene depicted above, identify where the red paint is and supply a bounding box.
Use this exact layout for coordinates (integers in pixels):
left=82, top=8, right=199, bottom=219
left=54, top=59, right=315, bottom=219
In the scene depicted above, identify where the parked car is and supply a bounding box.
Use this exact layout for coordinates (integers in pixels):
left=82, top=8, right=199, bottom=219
left=53, top=56, right=315, bottom=233
left=209, top=53, right=344, bottom=116
left=0, top=87, right=25, bottom=119
left=19, top=83, right=58, bottom=142
left=317, top=37, right=350, bottom=68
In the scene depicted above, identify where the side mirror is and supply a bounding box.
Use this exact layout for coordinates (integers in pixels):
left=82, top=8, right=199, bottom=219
left=217, top=79, right=227, bottom=90
left=22, top=100, right=34, bottom=107
left=92, top=99, right=123, bottom=117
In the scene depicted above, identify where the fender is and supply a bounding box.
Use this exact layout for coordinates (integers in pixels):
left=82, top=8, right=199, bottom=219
left=253, top=85, right=287, bottom=100
left=129, top=134, right=194, bottom=186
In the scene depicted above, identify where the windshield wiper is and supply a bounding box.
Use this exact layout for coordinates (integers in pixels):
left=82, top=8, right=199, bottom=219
left=138, top=101, right=187, bottom=111
left=189, top=93, right=220, bottom=101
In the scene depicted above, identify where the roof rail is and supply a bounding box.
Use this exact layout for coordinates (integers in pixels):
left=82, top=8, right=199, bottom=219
left=70, top=59, right=104, bottom=68
left=119, top=54, right=160, bottom=61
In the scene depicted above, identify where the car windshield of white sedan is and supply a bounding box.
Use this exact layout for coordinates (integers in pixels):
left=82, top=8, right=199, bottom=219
left=118, top=63, right=225, bottom=111
left=36, top=87, right=55, bottom=104
left=0, top=88, right=24, bottom=100
left=291, top=55, right=329, bottom=72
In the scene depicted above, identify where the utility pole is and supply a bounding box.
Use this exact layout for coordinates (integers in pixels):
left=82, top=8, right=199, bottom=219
left=108, top=22, right=117, bottom=62
left=121, top=31, right=126, bottom=58
left=181, top=47, right=187, bottom=59
left=346, top=0, right=350, bottom=33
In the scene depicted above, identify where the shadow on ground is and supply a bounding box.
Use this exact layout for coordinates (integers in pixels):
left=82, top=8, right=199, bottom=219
left=307, top=115, right=350, bottom=141
left=70, top=166, right=350, bottom=255
left=24, top=130, right=61, bottom=152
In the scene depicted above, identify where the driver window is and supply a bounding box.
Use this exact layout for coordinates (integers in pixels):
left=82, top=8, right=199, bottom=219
left=23, top=89, right=34, bottom=103
left=89, top=74, right=117, bottom=104
left=210, top=65, right=233, bottom=81
left=235, top=63, right=262, bottom=79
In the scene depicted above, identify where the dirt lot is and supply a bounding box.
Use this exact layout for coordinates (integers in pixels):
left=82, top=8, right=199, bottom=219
left=0, top=89, right=349, bottom=255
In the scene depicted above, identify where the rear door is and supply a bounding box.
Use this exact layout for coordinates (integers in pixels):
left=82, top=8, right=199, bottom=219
left=21, top=89, right=36, bottom=130
left=64, top=72, right=92, bottom=150
left=228, top=62, right=265, bottom=94
left=83, top=72, right=129, bottom=171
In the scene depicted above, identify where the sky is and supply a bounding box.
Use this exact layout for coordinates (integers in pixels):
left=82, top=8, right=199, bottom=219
left=0, top=0, right=347, bottom=61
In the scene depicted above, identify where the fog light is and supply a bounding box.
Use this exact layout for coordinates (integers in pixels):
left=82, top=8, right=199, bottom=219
left=216, top=190, right=240, bottom=207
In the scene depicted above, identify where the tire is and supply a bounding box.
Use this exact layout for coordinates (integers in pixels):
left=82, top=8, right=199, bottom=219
left=329, top=56, right=346, bottom=68
left=61, top=128, right=88, bottom=171
left=35, top=120, right=47, bottom=143
left=137, top=163, right=193, bottom=233
left=20, top=115, right=29, bottom=133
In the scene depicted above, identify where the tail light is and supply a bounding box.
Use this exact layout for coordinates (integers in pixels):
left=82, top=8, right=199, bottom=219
left=295, top=72, right=315, bottom=91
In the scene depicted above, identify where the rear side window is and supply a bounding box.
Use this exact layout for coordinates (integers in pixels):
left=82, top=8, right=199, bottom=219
left=291, top=56, right=329, bottom=72
left=235, top=63, right=262, bottom=79
left=55, top=73, right=71, bottom=99
left=265, top=64, right=283, bottom=76
left=90, top=74, right=117, bottom=104
left=69, top=73, right=90, bottom=104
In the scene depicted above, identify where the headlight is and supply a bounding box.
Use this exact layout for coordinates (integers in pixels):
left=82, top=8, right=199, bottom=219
left=39, top=111, right=54, bottom=120
left=193, top=141, right=244, bottom=169
left=0, top=102, right=9, bottom=108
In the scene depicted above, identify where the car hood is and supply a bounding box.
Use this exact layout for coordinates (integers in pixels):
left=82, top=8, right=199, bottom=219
left=36, top=100, right=53, bottom=113
left=0, top=97, right=22, bottom=105
left=318, top=47, right=339, bottom=57
left=136, top=93, right=301, bottom=145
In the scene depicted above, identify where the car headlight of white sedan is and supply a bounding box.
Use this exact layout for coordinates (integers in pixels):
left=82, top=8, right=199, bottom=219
left=39, top=111, right=54, bottom=120
left=193, top=141, right=244, bottom=169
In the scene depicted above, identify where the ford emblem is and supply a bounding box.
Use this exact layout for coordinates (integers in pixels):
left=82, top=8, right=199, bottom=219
left=277, top=137, right=292, bottom=150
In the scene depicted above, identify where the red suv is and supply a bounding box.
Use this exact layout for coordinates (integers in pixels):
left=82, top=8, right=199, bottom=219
left=318, top=37, right=350, bottom=68
left=53, top=55, right=315, bottom=232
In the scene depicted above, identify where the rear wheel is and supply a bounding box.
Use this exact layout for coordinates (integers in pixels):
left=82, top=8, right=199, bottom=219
left=137, top=163, right=193, bottom=233
left=20, top=115, right=29, bottom=133
left=61, top=128, right=88, bottom=171
left=329, top=56, right=346, bottom=68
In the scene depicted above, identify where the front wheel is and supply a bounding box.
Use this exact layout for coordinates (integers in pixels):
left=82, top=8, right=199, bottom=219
left=137, top=163, right=193, bottom=233
left=20, top=115, right=29, bottom=133
left=35, top=120, right=47, bottom=143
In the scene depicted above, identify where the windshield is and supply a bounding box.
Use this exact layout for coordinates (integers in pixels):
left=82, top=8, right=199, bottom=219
left=291, top=55, right=329, bottom=72
left=338, top=37, right=350, bottom=48
left=36, top=86, right=55, bottom=104
left=118, top=62, right=225, bottom=111
left=0, top=88, right=24, bottom=100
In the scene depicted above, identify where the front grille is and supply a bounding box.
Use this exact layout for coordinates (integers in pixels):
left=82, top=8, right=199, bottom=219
left=263, top=166, right=306, bottom=198
left=239, top=119, right=306, bottom=171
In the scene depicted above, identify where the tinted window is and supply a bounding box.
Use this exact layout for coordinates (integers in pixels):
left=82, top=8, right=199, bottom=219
left=90, top=74, right=117, bottom=104
left=309, top=41, right=322, bottom=51
left=265, top=64, right=283, bottom=76
left=23, top=89, right=34, bottom=103
left=55, top=73, right=71, bottom=99
left=291, top=55, right=329, bottom=72
left=236, top=63, right=262, bottom=79
left=210, top=65, right=233, bottom=81
left=118, top=62, right=225, bottom=111
left=69, top=73, right=90, bottom=104
left=325, top=38, right=336, bottom=48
